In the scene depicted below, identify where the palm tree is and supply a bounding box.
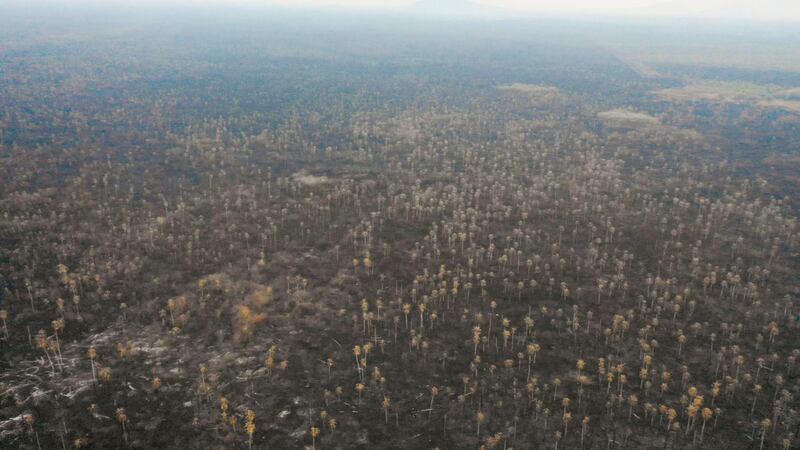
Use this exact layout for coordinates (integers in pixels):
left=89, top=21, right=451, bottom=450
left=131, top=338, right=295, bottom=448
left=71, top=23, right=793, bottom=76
left=476, top=411, right=486, bottom=438
left=52, top=318, right=65, bottom=369
left=311, top=426, right=320, bottom=449
left=580, top=416, right=589, bottom=449
left=353, top=345, right=362, bottom=375
left=429, top=386, right=438, bottom=418
left=99, top=366, right=112, bottom=384
left=383, top=395, right=391, bottom=424
left=751, top=384, right=762, bottom=416
left=23, top=413, right=41, bottom=450
left=628, top=394, right=638, bottom=420
left=759, top=419, right=771, bottom=450
left=245, top=409, right=256, bottom=450
left=677, top=334, right=687, bottom=356
left=86, top=347, right=97, bottom=384
left=563, top=412, right=572, bottom=436
left=0, top=309, right=9, bottom=339
left=116, top=408, right=128, bottom=445
left=36, top=330, right=54, bottom=375
left=700, top=408, right=712, bottom=441
left=473, top=327, right=481, bottom=356
left=526, top=343, right=540, bottom=382
left=356, top=383, right=365, bottom=405
left=219, top=397, right=229, bottom=421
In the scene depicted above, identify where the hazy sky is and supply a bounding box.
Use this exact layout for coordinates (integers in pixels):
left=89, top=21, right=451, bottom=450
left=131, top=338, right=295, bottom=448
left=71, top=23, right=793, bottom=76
left=12, top=0, right=800, bottom=22
left=272, top=0, right=800, bottom=21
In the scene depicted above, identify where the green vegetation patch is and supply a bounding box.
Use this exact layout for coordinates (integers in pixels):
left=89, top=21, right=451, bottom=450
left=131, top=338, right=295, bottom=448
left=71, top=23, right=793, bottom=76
left=496, top=83, right=561, bottom=95
left=598, top=108, right=660, bottom=128
left=655, top=81, right=800, bottom=112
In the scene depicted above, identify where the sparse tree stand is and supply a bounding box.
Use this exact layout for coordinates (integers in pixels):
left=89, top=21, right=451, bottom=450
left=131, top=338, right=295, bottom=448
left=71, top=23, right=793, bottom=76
left=2, top=34, right=800, bottom=450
